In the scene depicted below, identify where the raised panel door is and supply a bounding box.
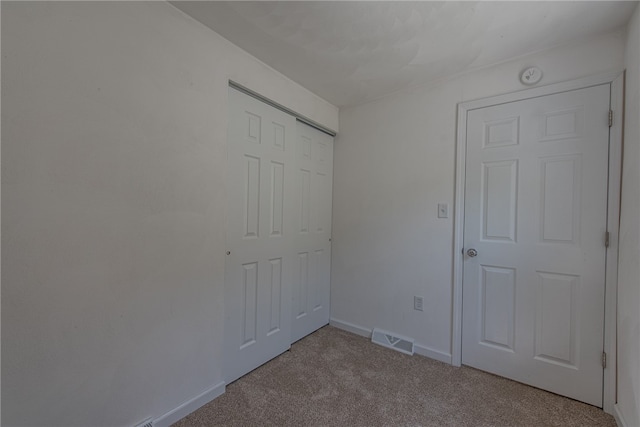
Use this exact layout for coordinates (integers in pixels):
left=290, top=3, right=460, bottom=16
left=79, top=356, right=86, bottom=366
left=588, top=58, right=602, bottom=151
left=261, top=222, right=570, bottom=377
left=462, top=84, right=610, bottom=406
left=292, top=121, right=334, bottom=343
left=225, top=88, right=296, bottom=383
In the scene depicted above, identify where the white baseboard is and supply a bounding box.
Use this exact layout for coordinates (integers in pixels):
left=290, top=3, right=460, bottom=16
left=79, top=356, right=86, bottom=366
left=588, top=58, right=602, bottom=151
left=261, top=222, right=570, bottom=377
left=329, top=317, right=453, bottom=365
left=154, top=381, right=225, bottom=427
left=414, top=343, right=452, bottom=364
left=329, top=317, right=372, bottom=338
left=613, top=404, right=629, bottom=427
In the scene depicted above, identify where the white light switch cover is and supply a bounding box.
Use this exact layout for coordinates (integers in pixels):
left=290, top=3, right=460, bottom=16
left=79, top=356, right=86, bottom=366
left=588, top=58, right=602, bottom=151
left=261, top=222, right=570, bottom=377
left=438, top=203, right=449, bottom=218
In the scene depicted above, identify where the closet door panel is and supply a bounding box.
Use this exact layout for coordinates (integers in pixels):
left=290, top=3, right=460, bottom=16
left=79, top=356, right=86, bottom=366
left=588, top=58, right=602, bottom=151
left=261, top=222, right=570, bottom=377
left=292, top=122, right=334, bottom=343
left=225, top=88, right=296, bottom=383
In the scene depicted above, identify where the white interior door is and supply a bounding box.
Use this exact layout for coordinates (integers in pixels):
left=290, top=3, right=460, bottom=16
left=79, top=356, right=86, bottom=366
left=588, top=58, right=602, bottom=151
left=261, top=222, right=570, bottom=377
left=462, top=84, right=611, bottom=406
left=291, top=121, right=334, bottom=343
left=225, top=88, right=296, bottom=384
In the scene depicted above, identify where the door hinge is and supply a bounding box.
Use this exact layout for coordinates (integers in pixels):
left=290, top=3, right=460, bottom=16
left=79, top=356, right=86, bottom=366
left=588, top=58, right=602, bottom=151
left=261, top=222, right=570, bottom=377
left=608, top=110, right=613, bottom=127
left=602, top=351, right=607, bottom=369
left=605, top=231, right=610, bottom=248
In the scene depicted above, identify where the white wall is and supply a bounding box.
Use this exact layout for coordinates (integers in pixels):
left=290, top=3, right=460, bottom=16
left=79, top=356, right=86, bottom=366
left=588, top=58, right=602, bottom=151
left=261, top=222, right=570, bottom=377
left=617, top=4, right=640, bottom=426
left=331, top=32, right=625, bottom=361
left=1, top=2, right=337, bottom=426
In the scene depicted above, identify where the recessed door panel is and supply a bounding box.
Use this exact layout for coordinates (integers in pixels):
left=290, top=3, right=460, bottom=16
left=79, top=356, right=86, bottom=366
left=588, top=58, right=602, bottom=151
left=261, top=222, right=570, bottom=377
left=299, top=135, right=311, bottom=159
left=273, top=122, right=285, bottom=151
left=535, top=272, right=579, bottom=368
left=297, top=252, right=309, bottom=319
left=482, top=160, right=518, bottom=242
left=313, top=249, right=324, bottom=312
left=540, top=107, right=583, bottom=142
left=244, top=156, right=260, bottom=239
left=270, top=162, right=284, bottom=237
left=540, top=156, right=581, bottom=244
left=480, top=265, right=515, bottom=351
left=299, top=169, right=311, bottom=233
left=246, top=112, right=261, bottom=144
left=268, top=258, right=283, bottom=336
left=241, top=262, right=258, bottom=349
left=483, top=117, right=520, bottom=148
left=315, top=172, right=327, bottom=233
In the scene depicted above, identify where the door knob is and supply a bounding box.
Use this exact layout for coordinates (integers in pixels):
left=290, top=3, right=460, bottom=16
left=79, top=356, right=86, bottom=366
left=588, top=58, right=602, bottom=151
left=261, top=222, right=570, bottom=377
left=466, top=248, right=478, bottom=258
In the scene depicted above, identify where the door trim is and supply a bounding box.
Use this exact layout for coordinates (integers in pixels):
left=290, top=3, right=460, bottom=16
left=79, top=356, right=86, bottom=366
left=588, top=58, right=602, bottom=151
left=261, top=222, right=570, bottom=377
left=452, top=71, right=623, bottom=413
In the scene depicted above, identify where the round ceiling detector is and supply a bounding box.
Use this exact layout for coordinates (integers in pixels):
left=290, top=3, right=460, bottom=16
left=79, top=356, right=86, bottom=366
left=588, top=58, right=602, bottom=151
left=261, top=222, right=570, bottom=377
left=520, top=66, right=543, bottom=85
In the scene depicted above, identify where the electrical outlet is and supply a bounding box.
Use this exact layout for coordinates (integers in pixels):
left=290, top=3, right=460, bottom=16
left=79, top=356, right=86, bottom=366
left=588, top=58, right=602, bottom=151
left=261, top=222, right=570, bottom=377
left=414, top=296, right=424, bottom=311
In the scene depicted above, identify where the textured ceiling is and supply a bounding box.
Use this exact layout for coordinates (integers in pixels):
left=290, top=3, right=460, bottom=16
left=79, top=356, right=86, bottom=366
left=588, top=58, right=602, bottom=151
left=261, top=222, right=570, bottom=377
left=171, top=1, right=637, bottom=107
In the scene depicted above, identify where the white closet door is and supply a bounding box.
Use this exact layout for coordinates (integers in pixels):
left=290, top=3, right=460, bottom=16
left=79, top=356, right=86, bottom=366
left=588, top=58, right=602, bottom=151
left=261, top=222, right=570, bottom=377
left=291, top=121, right=334, bottom=343
left=225, top=88, right=297, bottom=384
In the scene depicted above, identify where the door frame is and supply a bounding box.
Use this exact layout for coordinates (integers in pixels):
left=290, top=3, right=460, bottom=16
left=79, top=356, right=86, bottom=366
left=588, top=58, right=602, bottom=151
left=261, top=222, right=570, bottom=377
left=452, top=71, right=624, bottom=413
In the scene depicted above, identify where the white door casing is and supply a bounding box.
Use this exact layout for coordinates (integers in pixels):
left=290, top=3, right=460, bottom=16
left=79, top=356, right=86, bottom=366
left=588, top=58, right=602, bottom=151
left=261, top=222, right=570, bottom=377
left=225, top=88, right=297, bottom=384
left=461, top=84, right=611, bottom=406
left=291, top=122, right=334, bottom=343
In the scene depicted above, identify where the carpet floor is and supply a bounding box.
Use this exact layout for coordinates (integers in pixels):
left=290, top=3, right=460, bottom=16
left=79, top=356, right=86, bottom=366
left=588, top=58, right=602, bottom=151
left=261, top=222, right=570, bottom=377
left=173, top=326, right=616, bottom=427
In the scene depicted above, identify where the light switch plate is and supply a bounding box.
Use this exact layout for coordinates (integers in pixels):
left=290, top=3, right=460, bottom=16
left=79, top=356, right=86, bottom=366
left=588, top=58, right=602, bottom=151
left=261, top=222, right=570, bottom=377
left=414, top=296, right=424, bottom=311
left=438, top=203, right=449, bottom=218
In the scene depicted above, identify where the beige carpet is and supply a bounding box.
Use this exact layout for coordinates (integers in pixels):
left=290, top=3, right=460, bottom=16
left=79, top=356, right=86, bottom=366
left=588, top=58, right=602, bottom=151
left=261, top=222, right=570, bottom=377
left=173, top=326, right=616, bottom=427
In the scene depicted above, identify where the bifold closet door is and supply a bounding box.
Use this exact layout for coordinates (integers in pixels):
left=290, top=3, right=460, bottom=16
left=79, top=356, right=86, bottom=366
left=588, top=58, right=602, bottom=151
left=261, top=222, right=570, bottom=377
left=291, top=121, right=334, bottom=343
left=225, top=88, right=297, bottom=384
